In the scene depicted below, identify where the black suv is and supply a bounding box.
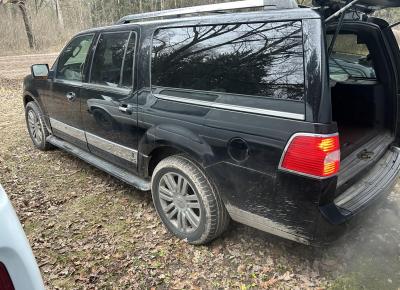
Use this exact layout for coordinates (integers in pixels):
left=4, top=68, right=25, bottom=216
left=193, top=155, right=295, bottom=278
left=23, top=0, right=400, bottom=245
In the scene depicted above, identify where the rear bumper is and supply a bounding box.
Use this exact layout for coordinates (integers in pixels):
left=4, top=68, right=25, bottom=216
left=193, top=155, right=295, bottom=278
left=0, top=186, right=45, bottom=290
left=316, top=146, right=400, bottom=244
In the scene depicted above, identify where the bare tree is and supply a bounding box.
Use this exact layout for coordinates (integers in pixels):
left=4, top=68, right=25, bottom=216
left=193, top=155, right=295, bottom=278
left=0, top=0, right=35, bottom=48
left=53, top=0, right=64, bottom=28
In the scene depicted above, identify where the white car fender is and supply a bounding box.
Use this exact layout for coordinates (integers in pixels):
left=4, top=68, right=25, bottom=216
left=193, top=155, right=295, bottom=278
left=0, top=186, right=45, bottom=290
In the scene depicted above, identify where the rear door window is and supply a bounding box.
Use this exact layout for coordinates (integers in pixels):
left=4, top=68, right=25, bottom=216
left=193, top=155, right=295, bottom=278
left=121, top=34, right=137, bottom=88
left=151, top=21, right=305, bottom=117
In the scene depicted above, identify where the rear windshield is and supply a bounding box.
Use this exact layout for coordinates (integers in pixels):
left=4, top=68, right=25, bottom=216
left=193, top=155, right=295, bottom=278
left=327, top=33, right=376, bottom=82
left=151, top=21, right=306, bottom=116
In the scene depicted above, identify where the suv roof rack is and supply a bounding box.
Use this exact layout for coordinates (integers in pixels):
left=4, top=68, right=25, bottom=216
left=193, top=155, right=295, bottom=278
left=116, top=0, right=299, bottom=24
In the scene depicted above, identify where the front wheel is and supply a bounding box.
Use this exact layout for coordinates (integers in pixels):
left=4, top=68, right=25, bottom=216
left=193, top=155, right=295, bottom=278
left=151, top=155, right=229, bottom=245
left=25, top=102, right=52, bottom=151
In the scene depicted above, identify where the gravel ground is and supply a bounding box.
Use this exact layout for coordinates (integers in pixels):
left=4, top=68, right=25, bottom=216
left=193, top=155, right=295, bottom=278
left=0, top=53, right=399, bottom=289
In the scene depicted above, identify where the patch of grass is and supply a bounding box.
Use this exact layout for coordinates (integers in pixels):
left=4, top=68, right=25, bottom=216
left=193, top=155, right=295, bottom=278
left=330, top=274, right=364, bottom=290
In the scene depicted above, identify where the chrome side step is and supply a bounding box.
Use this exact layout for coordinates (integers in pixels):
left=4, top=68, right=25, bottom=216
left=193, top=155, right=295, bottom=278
left=46, top=136, right=151, bottom=191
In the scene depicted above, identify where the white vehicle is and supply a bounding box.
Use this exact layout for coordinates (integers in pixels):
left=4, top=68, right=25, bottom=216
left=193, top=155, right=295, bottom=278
left=0, top=185, right=44, bottom=290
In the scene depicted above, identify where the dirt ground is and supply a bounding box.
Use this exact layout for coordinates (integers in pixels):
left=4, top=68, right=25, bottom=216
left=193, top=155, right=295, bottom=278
left=0, top=53, right=399, bottom=289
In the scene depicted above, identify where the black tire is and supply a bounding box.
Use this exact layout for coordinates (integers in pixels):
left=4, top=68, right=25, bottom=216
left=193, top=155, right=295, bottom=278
left=151, top=155, right=230, bottom=245
left=25, top=102, right=53, bottom=151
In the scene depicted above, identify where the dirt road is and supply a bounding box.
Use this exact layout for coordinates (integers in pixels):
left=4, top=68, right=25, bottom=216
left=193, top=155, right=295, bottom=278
left=0, top=53, right=399, bottom=289
left=0, top=53, right=58, bottom=80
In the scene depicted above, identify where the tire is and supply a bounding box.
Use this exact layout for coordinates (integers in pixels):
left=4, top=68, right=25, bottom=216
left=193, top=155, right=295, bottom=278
left=25, top=102, right=53, bottom=151
left=151, top=155, right=230, bottom=245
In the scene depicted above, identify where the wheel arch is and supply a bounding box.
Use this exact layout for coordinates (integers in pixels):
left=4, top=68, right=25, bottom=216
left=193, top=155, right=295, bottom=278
left=23, top=91, right=51, bottom=133
left=23, top=91, right=38, bottom=107
left=139, top=124, right=216, bottom=178
left=23, top=91, right=47, bottom=114
left=147, top=145, right=184, bottom=178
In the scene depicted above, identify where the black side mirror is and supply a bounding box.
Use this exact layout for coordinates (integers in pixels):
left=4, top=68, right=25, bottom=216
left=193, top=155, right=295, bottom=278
left=48, top=70, right=55, bottom=79
left=31, top=64, right=49, bottom=80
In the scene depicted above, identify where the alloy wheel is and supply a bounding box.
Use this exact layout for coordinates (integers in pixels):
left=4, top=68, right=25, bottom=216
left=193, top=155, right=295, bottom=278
left=27, top=109, right=43, bottom=144
left=158, top=172, right=201, bottom=233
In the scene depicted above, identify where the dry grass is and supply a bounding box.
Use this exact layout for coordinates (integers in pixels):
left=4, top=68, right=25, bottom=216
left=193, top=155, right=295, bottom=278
left=0, top=53, right=58, bottom=80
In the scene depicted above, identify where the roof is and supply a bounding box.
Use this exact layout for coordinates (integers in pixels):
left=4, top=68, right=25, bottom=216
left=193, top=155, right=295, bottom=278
left=117, top=0, right=299, bottom=24
left=77, top=7, right=320, bottom=36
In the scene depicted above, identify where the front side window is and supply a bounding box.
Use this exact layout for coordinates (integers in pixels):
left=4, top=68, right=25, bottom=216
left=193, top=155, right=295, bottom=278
left=328, top=33, right=376, bottom=82
left=151, top=21, right=305, bottom=105
left=90, top=32, right=131, bottom=87
left=56, top=34, right=94, bottom=82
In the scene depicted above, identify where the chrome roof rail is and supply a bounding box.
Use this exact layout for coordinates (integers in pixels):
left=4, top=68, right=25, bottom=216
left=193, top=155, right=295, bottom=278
left=116, top=0, right=298, bottom=24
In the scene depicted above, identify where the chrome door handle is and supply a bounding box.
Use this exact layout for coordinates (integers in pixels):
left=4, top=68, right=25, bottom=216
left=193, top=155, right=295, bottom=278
left=118, top=104, right=133, bottom=115
left=66, top=92, right=76, bottom=101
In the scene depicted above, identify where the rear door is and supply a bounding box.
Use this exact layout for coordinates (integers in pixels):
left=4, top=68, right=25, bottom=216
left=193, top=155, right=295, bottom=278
left=80, top=30, right=139, bottom=173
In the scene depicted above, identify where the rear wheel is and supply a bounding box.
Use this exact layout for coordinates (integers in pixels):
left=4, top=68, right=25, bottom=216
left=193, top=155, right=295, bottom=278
left=151, top=155, right=229, bottom=245
left=25, top=102, right=52, bottom=151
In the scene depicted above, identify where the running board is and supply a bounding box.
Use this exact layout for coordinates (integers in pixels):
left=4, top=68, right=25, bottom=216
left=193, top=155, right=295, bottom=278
left=46, top=136, right=151, bottom=191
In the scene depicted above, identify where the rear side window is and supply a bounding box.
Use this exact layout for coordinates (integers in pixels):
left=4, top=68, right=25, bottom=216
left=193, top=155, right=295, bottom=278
left=151, top=21, right=305, bottom=112
left=90, top=32, right=134, bottom=87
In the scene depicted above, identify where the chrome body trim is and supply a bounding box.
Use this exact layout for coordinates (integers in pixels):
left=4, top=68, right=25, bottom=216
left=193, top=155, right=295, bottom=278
left=153, top=94, right=305, bottom=120
left=49, top=118, right=86, bottom=142
left=49, top=119, right=138, bottom=164
left=226, top=204, right=310, bottom=245
left=86, top=133, right=138, bottom=164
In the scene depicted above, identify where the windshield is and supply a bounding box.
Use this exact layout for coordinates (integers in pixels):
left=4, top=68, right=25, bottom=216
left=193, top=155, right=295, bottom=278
left=327, top=33, right=376, bottom=82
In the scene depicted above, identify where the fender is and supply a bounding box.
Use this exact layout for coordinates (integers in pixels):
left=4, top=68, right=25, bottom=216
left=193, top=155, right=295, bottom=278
left=139, top=124, right=216, bottom=167
left=22, top=90, right=52, bottom=134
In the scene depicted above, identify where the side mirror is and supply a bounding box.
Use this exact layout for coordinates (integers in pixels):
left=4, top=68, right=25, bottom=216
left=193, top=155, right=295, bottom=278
left=31, top=64, right=49, bottom=79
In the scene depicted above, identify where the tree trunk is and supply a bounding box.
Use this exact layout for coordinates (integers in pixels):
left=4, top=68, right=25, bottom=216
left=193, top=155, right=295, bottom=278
left=54, top=0, right=64, bottom=28
left=17, top=2, right=35, bottom=49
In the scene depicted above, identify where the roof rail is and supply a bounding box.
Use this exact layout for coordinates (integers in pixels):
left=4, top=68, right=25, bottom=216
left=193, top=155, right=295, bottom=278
left=116, top=0, right=299, bottom=24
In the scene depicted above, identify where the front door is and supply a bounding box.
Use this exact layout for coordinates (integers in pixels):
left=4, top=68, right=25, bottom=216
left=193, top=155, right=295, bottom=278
left=80, top=30, right=139, bottom=173
left=45, top=34, right=95, bottom=149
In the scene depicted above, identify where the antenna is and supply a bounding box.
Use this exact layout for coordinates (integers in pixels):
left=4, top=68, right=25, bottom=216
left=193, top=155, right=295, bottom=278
left=116, top=0, right=298, bottom=24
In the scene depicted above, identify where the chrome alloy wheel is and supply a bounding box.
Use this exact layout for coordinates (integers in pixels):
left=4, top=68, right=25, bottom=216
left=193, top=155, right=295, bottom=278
left=158, top=172, right=201, bottom=233
left=27, top=110, right=43, bottom=145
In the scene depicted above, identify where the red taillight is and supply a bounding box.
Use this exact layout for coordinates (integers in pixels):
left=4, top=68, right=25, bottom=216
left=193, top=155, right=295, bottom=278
left=280, top=133, right=340, bottom=178
left=0, top=263, right=14, bottom=290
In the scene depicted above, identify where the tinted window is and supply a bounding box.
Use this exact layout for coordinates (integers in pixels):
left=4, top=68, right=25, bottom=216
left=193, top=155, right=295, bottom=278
left=328, top=33, right=376, bottom=81
left=90, top=32, right=130, bottom=87
left=57, top=34, right=94, bottom=81
left=152, top=21, right=304, bottom=102
left=121, top=34, right=136, bottom=88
